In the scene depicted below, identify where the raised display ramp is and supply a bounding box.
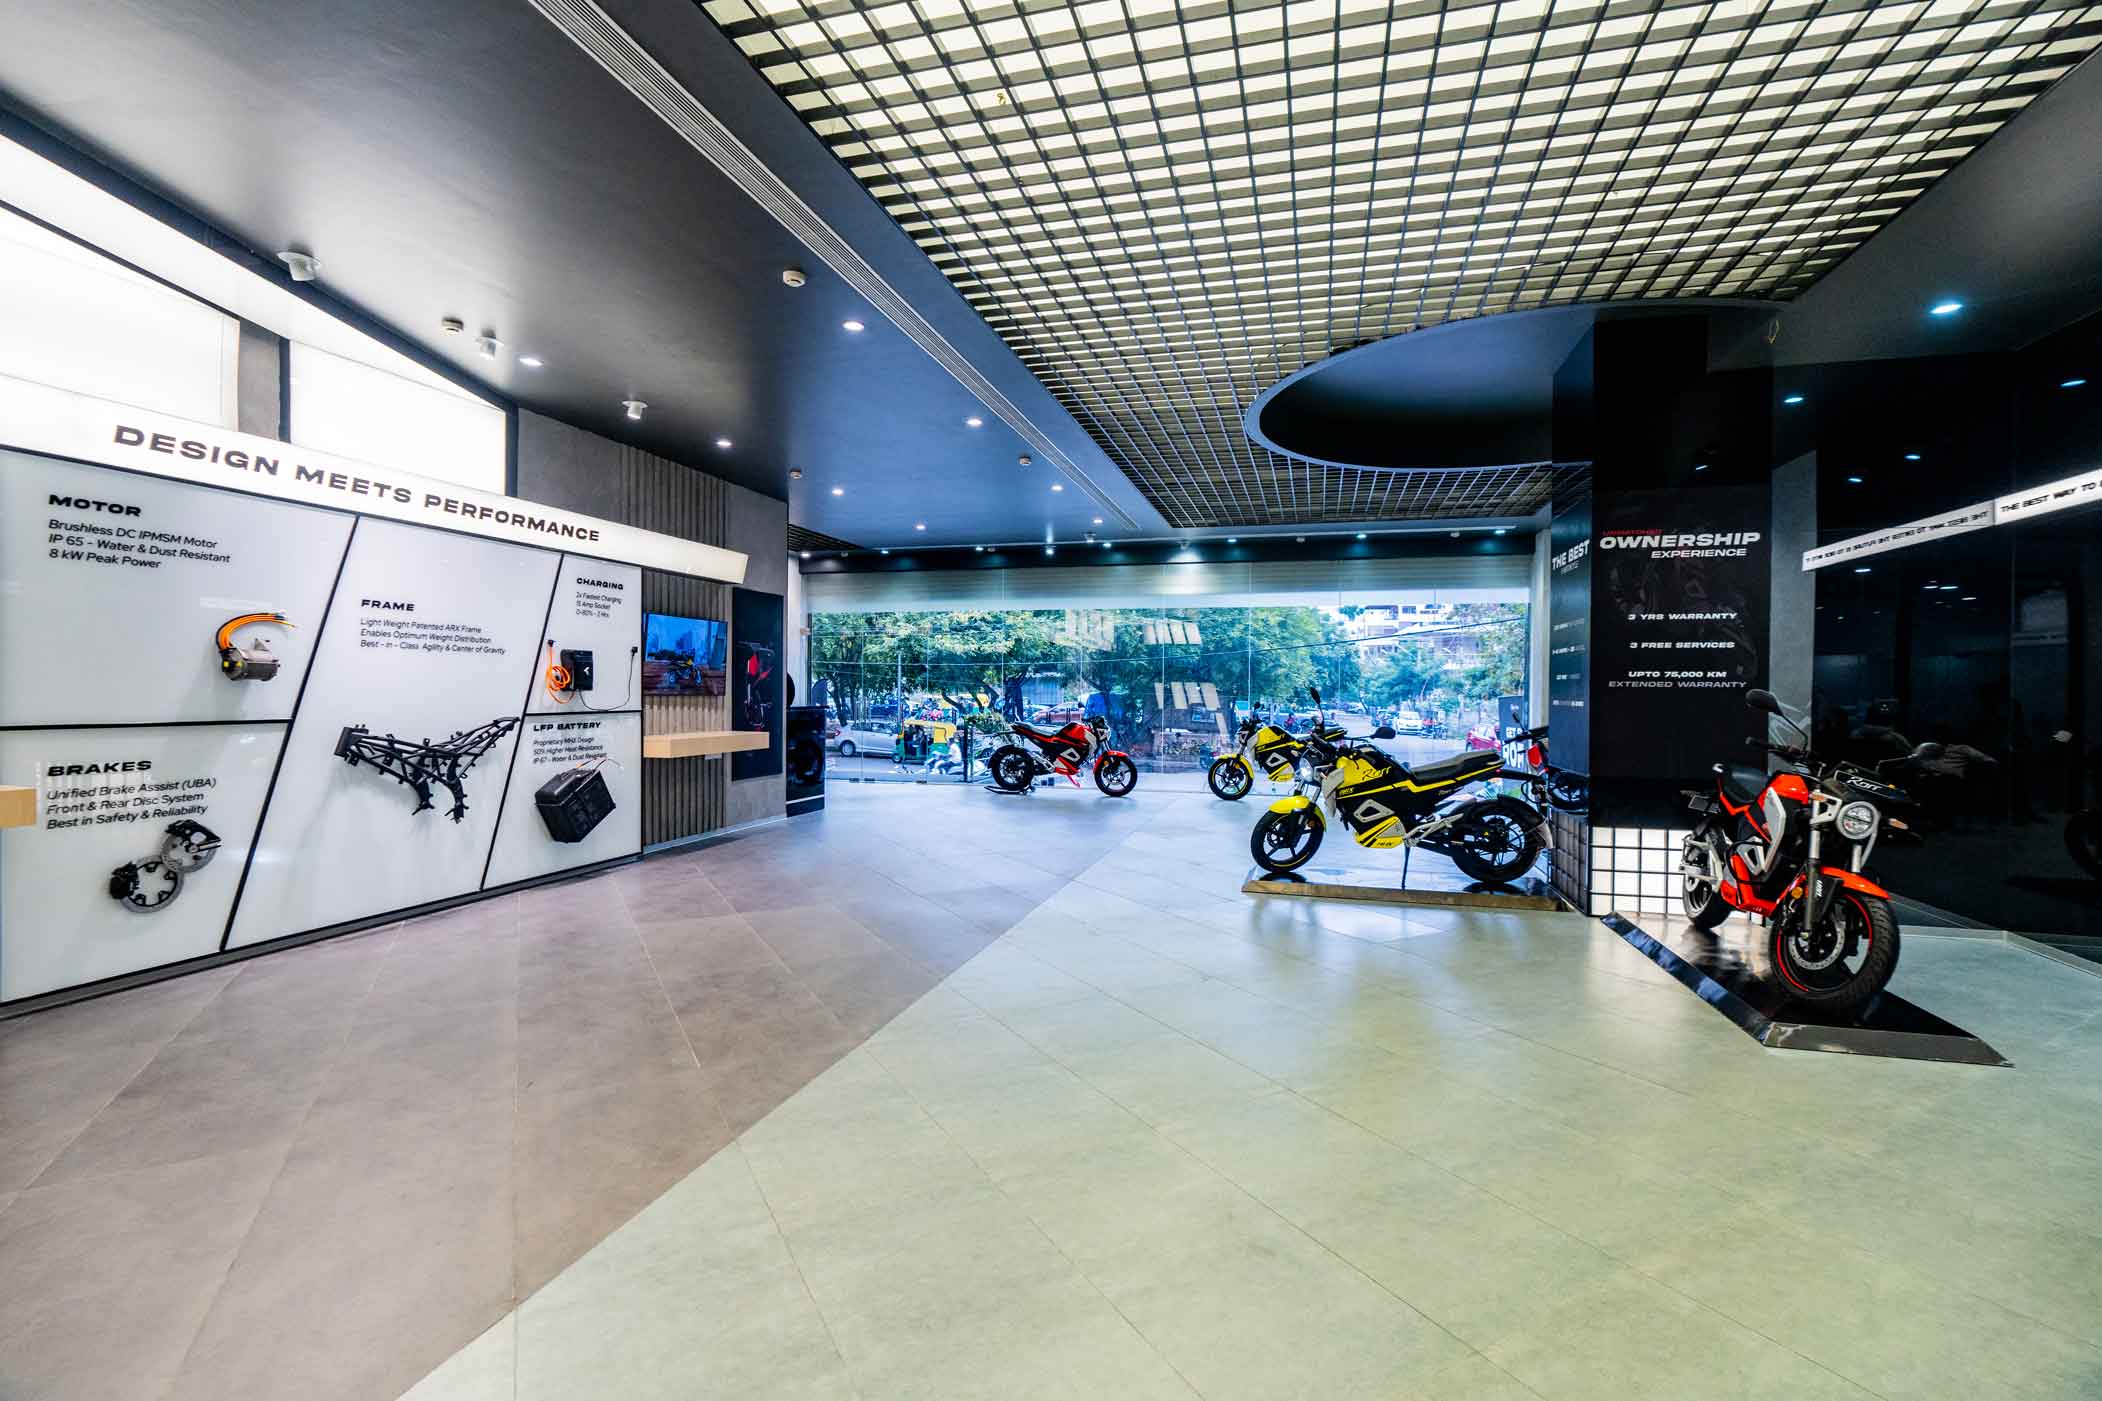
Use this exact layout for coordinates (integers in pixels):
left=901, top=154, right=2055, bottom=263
left=1242, top=865, right=1561, bottom=912
left=1603, top=911, right=2010, bottom=1066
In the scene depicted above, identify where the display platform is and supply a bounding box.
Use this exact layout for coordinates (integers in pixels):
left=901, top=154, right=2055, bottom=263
left=1242, top=865, right=1561, bottom=911
left=1602, top=912, right=2010, bottom=1066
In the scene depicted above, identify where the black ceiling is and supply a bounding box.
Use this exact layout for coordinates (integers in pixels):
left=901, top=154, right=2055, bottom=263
left=0, top=0, right=1160, bottom=548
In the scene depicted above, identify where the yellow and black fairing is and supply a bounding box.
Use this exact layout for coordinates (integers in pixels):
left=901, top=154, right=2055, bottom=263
left=1332, top=746, right=1504, bottom=848
left=1250, top=724, right=1303, bottom=780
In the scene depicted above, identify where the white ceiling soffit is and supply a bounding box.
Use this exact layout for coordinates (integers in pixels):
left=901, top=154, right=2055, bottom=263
left=525, top=0, right=1140, bottom=532
left=806, top=553, right=1531, bottom=613
left=706, top=0, right=2102, bottom=529
left=0, top=135, right=490, bottom=406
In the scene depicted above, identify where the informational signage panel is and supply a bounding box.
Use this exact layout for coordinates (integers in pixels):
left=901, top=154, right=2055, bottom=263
left=0, top=445, right=679, bottom=1003
left=1590, top=486, right=1770, bottom=785
left=730, top=587, right=784, bottom=781
left=0, top=449, right=353, bottom=727
left=483, top=712, right=643, bottom=888
left=1546, top=499, right=1593, bottom=773
left=0, top=724, right=281, bottom=999
left=226, top=521, right=555, bottom=948
left=527, top=560, right=643, bottom=716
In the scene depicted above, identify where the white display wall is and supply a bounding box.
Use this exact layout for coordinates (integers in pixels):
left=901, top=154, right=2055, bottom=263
left=0, top=446, right=662, bottom=1003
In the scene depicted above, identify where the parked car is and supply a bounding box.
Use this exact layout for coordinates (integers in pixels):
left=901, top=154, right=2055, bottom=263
left=1392, top=709, right=1428, bottom=735
left=831, top=720, right=897, bottom=757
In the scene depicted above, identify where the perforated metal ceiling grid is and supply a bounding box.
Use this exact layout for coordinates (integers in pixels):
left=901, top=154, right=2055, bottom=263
left=704, top=0, right=2102, bottom=527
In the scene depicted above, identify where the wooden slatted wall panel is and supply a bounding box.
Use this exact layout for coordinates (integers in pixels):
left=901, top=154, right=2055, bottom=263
left=600, top=441, right=734, bottom=845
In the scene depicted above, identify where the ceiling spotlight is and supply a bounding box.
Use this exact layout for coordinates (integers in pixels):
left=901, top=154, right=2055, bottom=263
left=1044, top=546, right=1055, bottom=556
left=974, top=545, right=985, bottom=552
left=880, top=548, right=890, bottom=555
left=1295, top=536, right=1306, bottom=543
left=622, top=399, right=646, bottom=421
left=1092, top=517, right=1103, bottom=525
left=1847, top=475, right=1864, bottom=484
left=1903, top=452, right=1921, bottom=461
left=519, top=355, right=544, bottom=369
left=1101, top=540, right=1111, bottom=549
left=1854, top=567, right=1872, bottom=574
left=781, top=267, right=807, bottom=288
left=1693, top=463, right=1708, bottom=472
left=915, top=522, right=926, bottom=531
left=441, top=316, right=465, bottom=335
left=1018, top=454, right=1032, bottom=467
left=831, top=486, right=844, bottom=496
left=842, top=319, right=865, bottom=333
left=788, top=468, right=802, bottom=480
left=1783, top=394, right=1805, bottom=405
left=716, top=437, right=733, bottom=449
left=966, top=416, right=984, bottom=428
left=1450, top=531, right=1460, bottom=538
left=1051, top=483, right=1063, bottom=492
left=1226, top=537, right=1238, bottom=544
left=2062, top=377, right=2089, bottom=389
left=1961, top=595, right=1978, bottom=602
left=1940, top=584, right=1959, bottom=591
left=799, top=550, right=811, bottom=559
left=1494, top=528, right=1508, bottom=535
left=1929, top=300, right=1964, bottom=317
left=1355, top=532, right=1367, bottom=540
left=278, top=249, right=320, bottom=282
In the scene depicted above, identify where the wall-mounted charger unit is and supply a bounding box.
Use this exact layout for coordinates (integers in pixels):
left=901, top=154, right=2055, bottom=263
left=558, top=648, right=593, bottom=693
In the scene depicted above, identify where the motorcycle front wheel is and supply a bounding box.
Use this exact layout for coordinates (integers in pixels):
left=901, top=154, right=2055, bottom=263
left=1207, top=756, right=1253, bottom=801
left=1447, top=796, right=1544, bottom=885
left=1094, top=754, right=1138, bottom=797
left=1251, top=808, right=1324, bottom=872
left=988, top=745, right=1035, bottom=793
left=1770, top=887, right=1900, bottom=1014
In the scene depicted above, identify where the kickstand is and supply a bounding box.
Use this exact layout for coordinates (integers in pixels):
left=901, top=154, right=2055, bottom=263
left=1400, top=844, right=1412, bottom=890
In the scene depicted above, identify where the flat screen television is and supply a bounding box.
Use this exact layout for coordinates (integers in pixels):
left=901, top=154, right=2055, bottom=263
left=642, top=612, right=728, bottom=696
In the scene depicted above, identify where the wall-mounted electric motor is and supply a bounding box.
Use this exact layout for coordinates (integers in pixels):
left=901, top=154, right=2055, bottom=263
left=535, top=760, right=616, bottom=842
left=217, top=611, right=293, bottom=681
left=107, top=819, right=222, bottom=913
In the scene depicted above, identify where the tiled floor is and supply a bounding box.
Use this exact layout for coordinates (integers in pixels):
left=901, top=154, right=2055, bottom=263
left=6, top=783, right=2102, bottom=1401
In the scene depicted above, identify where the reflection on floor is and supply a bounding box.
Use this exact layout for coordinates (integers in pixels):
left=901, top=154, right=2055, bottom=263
left=3, top=783, right=2100, bottom=1401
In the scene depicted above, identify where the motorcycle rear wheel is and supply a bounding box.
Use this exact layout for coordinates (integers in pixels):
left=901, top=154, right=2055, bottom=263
left=988, top=745, right=1035, bottom=793
left=1251, top=809, right=1324, bottom=872
left=1680, top=833, right=1731, bottom=930
left=1447, top=796, right=1544, bottom=885
left=1770, top=888, right=1900, bottom=1014
left=1094, top=754, right=1138, bottom=797
left=1207, top=757, right=1253, bottom=801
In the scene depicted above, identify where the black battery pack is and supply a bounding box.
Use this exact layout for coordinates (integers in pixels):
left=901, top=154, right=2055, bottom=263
left=535, top=763, right=615, bottom=842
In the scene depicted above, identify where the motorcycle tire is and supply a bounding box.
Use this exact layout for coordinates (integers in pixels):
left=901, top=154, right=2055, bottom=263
left=988, top=745, right=1035, bottom=793
left=1094, top=754, right=1138, bottom=798
left=1680, top=833, right=1731, bottom=930
left=2066, top=811, right=2102, bottom=880
left=1447, top=796, right=1545, bottom=885
left=1208, top=756, right=1253, bottom=801
left=1770, top=888, right=1900, bottom=1014
left=1251, top=808, right=1324, bottom=872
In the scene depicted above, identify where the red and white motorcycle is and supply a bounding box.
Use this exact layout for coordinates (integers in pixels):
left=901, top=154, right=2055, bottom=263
left=986, top=715, right=1137, bottom=797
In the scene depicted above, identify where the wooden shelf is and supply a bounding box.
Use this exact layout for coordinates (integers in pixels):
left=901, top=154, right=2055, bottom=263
left=643, top=730, right=771, bottom=760
left=0, top=786, right=34, bottom=829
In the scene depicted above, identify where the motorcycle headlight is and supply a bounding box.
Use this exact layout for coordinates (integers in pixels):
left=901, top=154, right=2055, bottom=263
left=1835, top=801, right=1879, bottom=842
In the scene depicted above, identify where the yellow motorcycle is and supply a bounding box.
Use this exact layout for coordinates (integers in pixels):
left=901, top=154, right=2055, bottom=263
left=1250, top=689, right=1547, bottom=883
left=1207, top=706, right=1347, bottom=801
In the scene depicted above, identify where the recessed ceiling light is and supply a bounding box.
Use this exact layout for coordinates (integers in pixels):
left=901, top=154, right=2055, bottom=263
left=2062, top=377, right=2089, bottom=389
left=1494, top=528, right=1507, bottom=535
left=880, top=548, right=890, bottom=555
left=1847, top=475, right=1864, bottom=484
left=716, top=438, right=732, bottom=449
left=965, top=416, right=983, bottom=428
left=1903, top=452, right=1921, bottom=461
left=974, top=545, right=985, bottom=552
left=1940, top=584, right=1958, bottom=591
left=788, top=468, right=802, bottom=480
left=1101, top=540, right=1111, bottom=549
left=781, top=267, right=807, bottom=287
left=1450, top=530, right=1460, bottom=538
left=1693, top=463, right=1708, bottom=472
left=1783, top=394, right=1805, bottom=405
left=1929, top=300, right=1964, bottom=316
left=1961, top=595, right=1978, bottom=601
left=1226, top=537, right=1238, bottom=544
left=1854, top=567, right=1872, bottom=574
left=1051, top=483, right=1063, bottom=492
left=914, top=522, right=926, bottom=531
left=518, top=355, right=544, bottom=368
left=1295, top=536, right=1305, bottom=543
left=1044, top=546, right=1055, bottom=556
left=799, top=550, right=810, bottom=559
left=1092, top=517, right=1103, bottom=525
left=1355, top=532, right=1367, bottom=540
left=842, top=319, right=865, bottom=333
left=622, top=399, right=646, bottom=421
left=831, top=486, right=844, bottom=496
left=1017, top=454, right=1031, bottom=467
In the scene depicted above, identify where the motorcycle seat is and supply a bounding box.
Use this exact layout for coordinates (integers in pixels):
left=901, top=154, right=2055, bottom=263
left=1401, top=750, right=1501, bottom=788
left=1011, top=723, right=1070, bottom=745
left=1718, top=762, right=1768, bottom=805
